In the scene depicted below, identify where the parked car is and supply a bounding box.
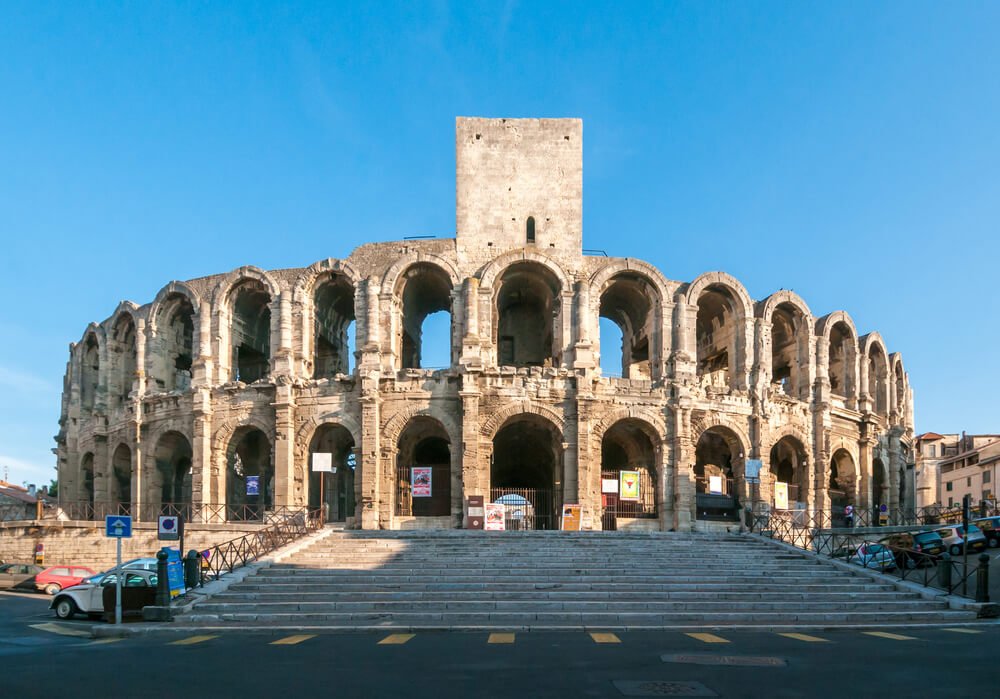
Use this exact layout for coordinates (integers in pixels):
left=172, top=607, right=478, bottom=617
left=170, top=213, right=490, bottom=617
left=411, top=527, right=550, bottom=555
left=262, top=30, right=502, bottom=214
left=0, top=563, right=44, bottom=590
left=82, top=557, right=159, bottom=584
left=845, top=542, right=896, bottom=571
left=50, top=569, right=158, bottom=620
left=972, top=516, right=1000, bottom=548
left=34, top=565, right=98, bottom=595
left=936, top=525, right=988, bottom=555
left=878, top=531, right=945, bottom=569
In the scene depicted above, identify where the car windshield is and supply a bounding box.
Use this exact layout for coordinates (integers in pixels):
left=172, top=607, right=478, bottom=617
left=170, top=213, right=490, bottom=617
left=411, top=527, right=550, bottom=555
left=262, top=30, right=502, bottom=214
left=864, top=544, right=887, bottom=553
left=967, top=525, right=982, bottom=534
left=914, top=532, right=941, bottom=544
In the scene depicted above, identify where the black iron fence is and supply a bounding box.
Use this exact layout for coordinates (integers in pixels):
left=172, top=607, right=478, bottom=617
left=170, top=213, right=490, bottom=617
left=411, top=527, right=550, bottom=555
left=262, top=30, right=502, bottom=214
left=198, top=508, right=324, bottom=583
left=489, top=488, right=555, bottom=530
left=43, top=501, right=316, bottom=524
left=755, top=509, right=991, bottom=601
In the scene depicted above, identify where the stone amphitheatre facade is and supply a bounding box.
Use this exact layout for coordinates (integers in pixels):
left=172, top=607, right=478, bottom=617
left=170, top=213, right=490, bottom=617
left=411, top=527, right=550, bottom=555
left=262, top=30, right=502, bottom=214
left=56, top=117, right=915, bottom=532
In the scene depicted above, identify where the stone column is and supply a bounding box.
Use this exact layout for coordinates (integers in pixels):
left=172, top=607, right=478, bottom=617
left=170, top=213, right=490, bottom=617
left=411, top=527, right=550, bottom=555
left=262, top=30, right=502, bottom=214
left=191, top=388, right=214, bottom=522
left=459, top=373, right=482, bottom=524
left=460, top=278, right=482, bottom=368
left=272, top=383, right=297, bottom=509
left=672, top=406, right=694, bottom=531
left=135, top=318, right=147, bottom=397
left=573, top=280, right=595, bottom=369
left=359, top=391, right=381, bottom=529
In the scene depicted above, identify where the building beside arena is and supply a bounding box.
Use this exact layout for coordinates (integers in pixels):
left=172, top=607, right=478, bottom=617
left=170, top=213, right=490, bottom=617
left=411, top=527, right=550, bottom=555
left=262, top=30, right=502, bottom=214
left=55, top=117, right=915, bottom=531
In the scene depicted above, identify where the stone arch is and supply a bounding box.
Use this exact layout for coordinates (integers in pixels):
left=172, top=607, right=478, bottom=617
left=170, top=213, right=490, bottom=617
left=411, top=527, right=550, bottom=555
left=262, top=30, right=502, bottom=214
left=479, top=401, right=566, bottom=440
left=589, top=258, right=674, bottom=305
left=301, top=419, right=358, bottom=523
left=393, top=414, right=454, bottom=519
left=818, top=311, right=859, bottom=401
left=757, top=289, right=813, bottom=324
left=758, top=291, right=814, bottom=401
left=79, top=451, right=95, bottom=507
left=148, top=281, right=202, bottom=333
left=211, top=266, right=282, bottom=307
left=829, top=447, right=859, bottom=505
left=110, top=441, right=133, bottom=507
left=690, top=414, right=752, bottom=458
left=861, top=332, right=890, bottom=415
left=816, top=310, right=858, bottom=343
left=477, top=249, right=572, bottom=292
left=592, top=407, right=667, bottom=446
left=292, top=258, right=363, bottom=302
left=682, top=271, right=755, bottom=322
left=383, top=403, right=461, bottom=449
left=78, top=326, right=104, bottom=413
left=381, top=253, right=462, bottom=296
left=890, top=352, right=907, bottom=418
left=211, top=415, right=276, bottom=457
left=766, top=428, right=812, bottom=506
left=108, top=307, right=139, bottom=409
left=295, top=412, right=363, bottom=458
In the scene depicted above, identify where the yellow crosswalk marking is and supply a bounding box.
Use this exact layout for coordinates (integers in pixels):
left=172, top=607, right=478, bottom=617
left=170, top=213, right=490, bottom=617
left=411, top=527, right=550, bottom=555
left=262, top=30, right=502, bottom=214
left=686, top=632, right=729, bottom=644
left=29, top=623, right=90, bottom=638
left=377, top=633, right=415, bottom=645
left=778, top=633, right=829, bottom=643
left=170, top=635, right=218, bottom=646
left=942, top=628, right=983, bottom=634
left=862, top=631, right=916, bottom=641
left=271, top=634, right=316, bottom=645
left=590, top=632, right=621, bottom=644
left=488, top=633, right=516, bottom=644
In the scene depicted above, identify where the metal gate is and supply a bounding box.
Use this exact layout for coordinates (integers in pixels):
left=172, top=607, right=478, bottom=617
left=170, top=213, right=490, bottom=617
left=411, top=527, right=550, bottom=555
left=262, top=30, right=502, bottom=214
left=601, top=469, right=657, bottom=530
left=488, top=488, right=555, bottom=530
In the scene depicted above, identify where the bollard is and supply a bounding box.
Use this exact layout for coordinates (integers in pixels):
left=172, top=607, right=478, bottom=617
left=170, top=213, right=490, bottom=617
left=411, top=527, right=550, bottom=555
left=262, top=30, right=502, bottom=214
left=976, top=553, right=990, bottom=603
left=184, top=550, right=200, bottom=589
left=938, top=552, right=952, bottom=592
left=155, top=549, right=170, bottom=607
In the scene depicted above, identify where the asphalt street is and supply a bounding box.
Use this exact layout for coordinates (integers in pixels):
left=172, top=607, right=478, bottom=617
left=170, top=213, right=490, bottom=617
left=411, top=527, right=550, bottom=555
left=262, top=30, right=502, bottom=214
left=2, top=592, right=999, bottom=698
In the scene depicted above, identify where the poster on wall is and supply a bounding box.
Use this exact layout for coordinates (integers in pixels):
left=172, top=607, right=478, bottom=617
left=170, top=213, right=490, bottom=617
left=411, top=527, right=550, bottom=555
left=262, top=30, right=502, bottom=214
left=774, top=481, right=789, bottom=510
left=485, top=503, right=506, bottom=531
left=411, top=467, right=432, bottom=497
left=561, top=504, right=582, bottom=531
left=619, top=470, right=640, bottom=501
left=246, top=476, right=260, bottom=496
left=708, top=475, right=723, bottom=494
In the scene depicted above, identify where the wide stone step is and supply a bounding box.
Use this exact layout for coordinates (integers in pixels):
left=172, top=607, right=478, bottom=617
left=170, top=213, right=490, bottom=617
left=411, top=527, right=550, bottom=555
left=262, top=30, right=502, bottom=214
left=180, top=610, right=975, bottom=625
left=214, top=589, right=918, bottom=602
left=227, top=581, right=898, bottom=594
left=194, top=599, right=944, bottom=613
left=250, top=572, right=852, bottom=585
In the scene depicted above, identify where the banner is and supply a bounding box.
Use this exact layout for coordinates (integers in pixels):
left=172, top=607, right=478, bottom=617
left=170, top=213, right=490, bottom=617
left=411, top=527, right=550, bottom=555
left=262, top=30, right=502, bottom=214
left=246, top=476, right=260, bottom=496
left=561, top=504, right=582, bottom=531
left=485, top=503, right=506, bottom=531
left=411, top=467, right=432, bottom=497
left=774, top=481, right=789, bottom=510
left=619, top=470, right=640, bottom=501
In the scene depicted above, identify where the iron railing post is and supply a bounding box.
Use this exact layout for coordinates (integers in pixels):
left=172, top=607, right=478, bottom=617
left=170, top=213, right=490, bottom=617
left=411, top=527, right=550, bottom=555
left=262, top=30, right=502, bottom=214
left=976, top=553, right=990, bottom=603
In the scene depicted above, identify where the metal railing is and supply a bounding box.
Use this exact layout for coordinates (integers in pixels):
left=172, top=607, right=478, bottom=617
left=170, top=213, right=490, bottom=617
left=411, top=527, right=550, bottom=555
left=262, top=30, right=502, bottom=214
left=755, top=510, right=990, bottom=601
left=198, top=508, right=323, bottom=583
left=489, top=488, right=555, bottom=531
left=47, top=501, right=318, bottom=524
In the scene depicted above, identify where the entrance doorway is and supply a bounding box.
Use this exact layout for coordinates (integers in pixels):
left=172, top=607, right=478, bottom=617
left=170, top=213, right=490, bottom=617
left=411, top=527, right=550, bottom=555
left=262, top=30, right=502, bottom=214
left=308, top=423, right=356, bottom=523
left=490, top=414, right=563, bottom=530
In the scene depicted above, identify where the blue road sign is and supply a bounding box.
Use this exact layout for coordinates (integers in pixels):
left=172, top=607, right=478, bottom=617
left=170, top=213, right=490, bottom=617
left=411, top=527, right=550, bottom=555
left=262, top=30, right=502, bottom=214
left=879, top=504, right=888, bottom=513
left=105, top=515, right=132, bottom=538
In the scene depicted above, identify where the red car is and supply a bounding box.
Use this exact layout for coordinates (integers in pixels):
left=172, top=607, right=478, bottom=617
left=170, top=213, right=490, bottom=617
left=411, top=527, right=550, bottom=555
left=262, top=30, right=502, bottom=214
left=34, top=565, right=97, bottom=595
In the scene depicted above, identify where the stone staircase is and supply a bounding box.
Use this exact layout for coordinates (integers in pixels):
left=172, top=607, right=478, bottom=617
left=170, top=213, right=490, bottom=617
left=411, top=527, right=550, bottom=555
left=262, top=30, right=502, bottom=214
left=177, top=529, right=977, bottom=630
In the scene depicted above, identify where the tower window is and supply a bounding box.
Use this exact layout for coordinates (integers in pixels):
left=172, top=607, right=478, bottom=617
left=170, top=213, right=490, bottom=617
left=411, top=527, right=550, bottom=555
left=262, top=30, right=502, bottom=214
left=526, top=216, right=536, bottom=244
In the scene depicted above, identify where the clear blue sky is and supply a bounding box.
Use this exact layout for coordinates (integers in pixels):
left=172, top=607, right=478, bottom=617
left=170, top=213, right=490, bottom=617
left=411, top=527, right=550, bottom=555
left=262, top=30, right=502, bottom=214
left=2, top=2, right=998, bottom=487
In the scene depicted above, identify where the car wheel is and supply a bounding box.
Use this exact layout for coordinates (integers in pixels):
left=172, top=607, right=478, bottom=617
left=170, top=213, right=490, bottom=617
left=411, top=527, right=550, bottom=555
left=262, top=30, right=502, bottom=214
left=54, top=598, right=76, bottom=620
left=44, top=583, right=61, bottom=595
left=950, top=545, right=961, bottom=556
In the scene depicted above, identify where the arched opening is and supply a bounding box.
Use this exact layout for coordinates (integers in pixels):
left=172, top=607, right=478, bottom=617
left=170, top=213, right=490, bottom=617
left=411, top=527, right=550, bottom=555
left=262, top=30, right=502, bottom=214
left=872, top=456, right=887, bottom=518
left=397, top=264, right=453, bottom=370
left=599, top=274, right=655, bottom=380
left=829, top=449, right=857, bottom=524
left=153, top=431, right=192, bottom=515
left=153, top=294, right=195, bottom=392
left=230, top=280, right=271, bottom=383
left=770, top=302, right=807, bottom=400
left=110, top=315, right=136, bottom=409
left=314, top=274, right=356, bottom=377
left=80, top=452, right=95, bottom=510
left=526, top=216, right=536, bottom=244
left=490, top=414, right=563, bottom=529
left=828, top=322, right=855, bottom=399
left=111, top=444, right=132, bottom=511
left=395, top=417, right=451, bottom=518
left=81, top=334, right=100, bottom=413
left=495, top=262, right=561, bottom=368
left=867, top=344, right=889, bottom=416
left=770, top=435, right=808, bottom=509
left=227, top=427, right=273, bottom=521
left=695, top=285, right=740, bottom=390
left=694, top=428, right=743, bottom=521
left=600, top=419, right=658, bottom=529
left=308, top=424, right=356, bottom=523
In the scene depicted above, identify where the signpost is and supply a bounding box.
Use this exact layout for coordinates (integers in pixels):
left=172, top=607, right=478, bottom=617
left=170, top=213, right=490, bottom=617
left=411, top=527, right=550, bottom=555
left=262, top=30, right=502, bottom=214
left=466, top=495, right=485, bottom=530
left=312, top=453, right=334, bottom=522
left=104, top=515, right=132, bottom=625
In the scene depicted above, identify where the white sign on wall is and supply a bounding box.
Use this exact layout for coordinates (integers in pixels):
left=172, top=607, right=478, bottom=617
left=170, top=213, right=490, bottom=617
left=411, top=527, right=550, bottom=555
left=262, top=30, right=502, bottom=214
left=708, top=475, right=723, bottom=495
left=312, top=453, right=333, bottom=473
left=774, top=482, right=789, bottom=510
left=601, top=479, right=618, bottom=494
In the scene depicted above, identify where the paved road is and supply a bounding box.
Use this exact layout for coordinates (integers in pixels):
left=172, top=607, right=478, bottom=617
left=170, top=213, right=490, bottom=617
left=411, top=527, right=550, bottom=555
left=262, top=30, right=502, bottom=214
left=3, top=592, right=999, bottom=698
